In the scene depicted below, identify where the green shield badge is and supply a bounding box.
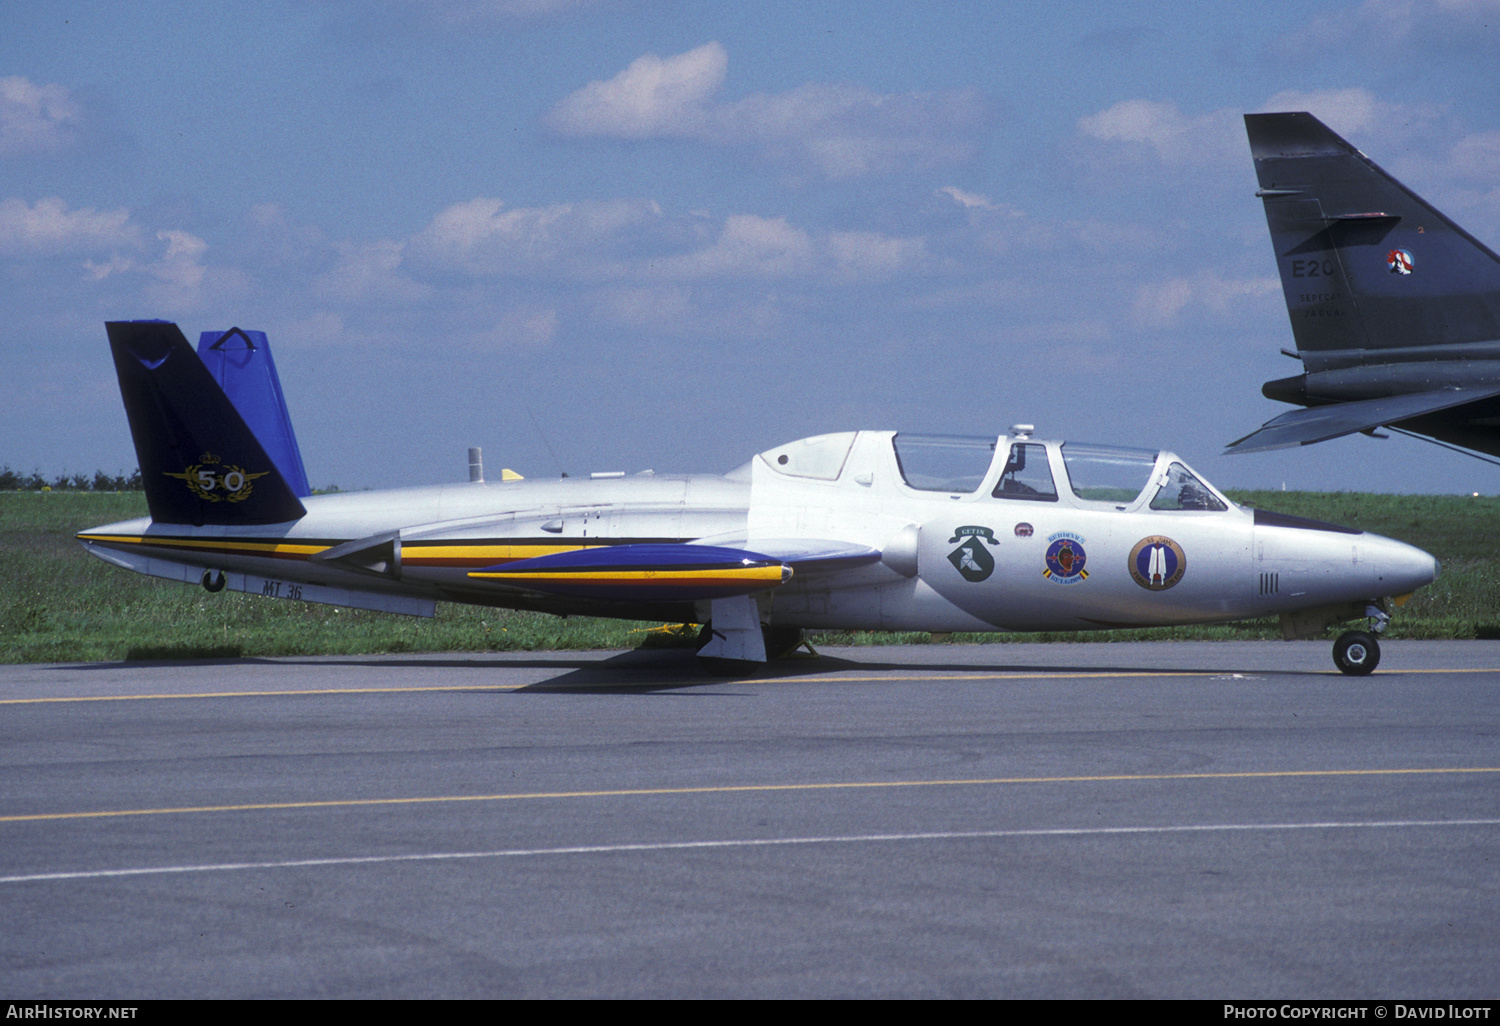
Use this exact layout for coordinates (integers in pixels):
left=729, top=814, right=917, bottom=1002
left=947, top=526, right=998, bottom=583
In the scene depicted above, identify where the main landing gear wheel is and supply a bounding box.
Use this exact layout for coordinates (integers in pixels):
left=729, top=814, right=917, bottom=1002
left=1332, top=630, right=1380, bottom=676
left=761, top=625, right=805, bottom=661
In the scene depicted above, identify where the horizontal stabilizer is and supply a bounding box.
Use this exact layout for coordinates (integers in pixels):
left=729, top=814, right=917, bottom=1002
left=468, top=543, right=792, bottom=601
left=1226, top=385, right=1500, bottom=454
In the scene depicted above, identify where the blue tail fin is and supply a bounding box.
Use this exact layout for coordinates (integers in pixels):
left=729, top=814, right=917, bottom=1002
left=197, top=328, right=312, bottom=498
left=107, top=321, right=307, bottom=526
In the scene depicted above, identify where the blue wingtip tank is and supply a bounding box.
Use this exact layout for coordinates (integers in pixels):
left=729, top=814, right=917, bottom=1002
left=468, top=543, right=793, bottom=602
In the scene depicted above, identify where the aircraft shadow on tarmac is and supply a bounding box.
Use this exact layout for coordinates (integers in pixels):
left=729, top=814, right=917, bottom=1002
left=65, top=645, right=1325, bottom=694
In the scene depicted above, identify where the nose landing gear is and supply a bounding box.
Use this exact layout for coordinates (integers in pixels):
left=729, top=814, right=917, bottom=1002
left=1333, top=630, right=1379, bottom=675
left=1332, top=603, right=1389, bottom=676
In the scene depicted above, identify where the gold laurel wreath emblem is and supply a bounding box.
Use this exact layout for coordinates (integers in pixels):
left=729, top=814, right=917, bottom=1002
left=164, top=461, right=270, bottom=503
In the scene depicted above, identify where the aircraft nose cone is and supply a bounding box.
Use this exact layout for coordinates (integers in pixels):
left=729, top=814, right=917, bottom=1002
left=1255, top=515, right=1438, bottom=607
left=1365, top=533, right=1439, bottom=595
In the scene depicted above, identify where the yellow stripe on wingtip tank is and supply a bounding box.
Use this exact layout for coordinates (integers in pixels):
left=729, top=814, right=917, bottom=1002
left=467, top=566, right=789, bottom=585
left=403, top=543, right=602, bottom=567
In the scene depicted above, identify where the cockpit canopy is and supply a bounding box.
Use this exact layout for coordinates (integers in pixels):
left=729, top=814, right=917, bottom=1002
left=758, top=431, right=1230, bottom=513
left=890, top=433, right=1228, bottom=511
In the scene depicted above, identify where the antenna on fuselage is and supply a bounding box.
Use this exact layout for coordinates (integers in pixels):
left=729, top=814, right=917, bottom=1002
left=527, top=406, right=569, bottom=478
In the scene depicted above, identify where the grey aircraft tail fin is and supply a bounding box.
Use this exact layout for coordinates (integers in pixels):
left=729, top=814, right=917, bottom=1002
left=107, top=321, right=308, bottom=526
left=1247, top=111, right=1500, bottom=357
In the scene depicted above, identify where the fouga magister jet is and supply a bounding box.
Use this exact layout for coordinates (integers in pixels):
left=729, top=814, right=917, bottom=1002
left=80, top=321, right=1438, bottom=675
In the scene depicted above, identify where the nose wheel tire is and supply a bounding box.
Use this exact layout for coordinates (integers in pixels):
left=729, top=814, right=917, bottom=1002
left=1333, top=630, right=1380, bottom=676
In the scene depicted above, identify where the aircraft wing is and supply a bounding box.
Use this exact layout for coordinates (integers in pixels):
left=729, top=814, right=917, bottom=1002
left=1225, top=385, right=1500, bottom=454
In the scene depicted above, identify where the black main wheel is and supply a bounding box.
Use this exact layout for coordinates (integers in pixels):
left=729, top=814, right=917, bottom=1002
left=762, top=625, right=804, bottom=661
left=1332, top=630, right=1380, bottom=676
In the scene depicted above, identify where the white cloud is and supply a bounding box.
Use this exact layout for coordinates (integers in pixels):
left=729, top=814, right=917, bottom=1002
left=937, top=186, right=997, bottom=210
left=1131, top=272, right=1279, bottom=329
left=1076, top=89, right=1436, bottom=178
left=653, top=214, right=814, bottom=279
left=153, top=231, right=207, bottom=288
left=83, top=254, right=135, bottom=281
left=545, top=42, right=726, bottom=139
left=706, top=82, right=986, bottom=178
left=143, top=230, right=249, bottom=311
left=1077, top=99, right=1241, bottom=169
left=1255, top=87, right=1392, bottom=136
left=0, top=77, right=81, bottom=156
left=408, top=195, right=924, bottom=287
left=546, top=43, right=987, bottom=178
left=1079, top=99, right=1195, bottom=150
left=0, top=197, right=140, bottom=255
left=315, top=239, right=432, bottom=303
left=825, top=230, right=926, bottom=281
left=409, top=196, right=662, bottom=276
left=647, top=213, right=924, bottom=283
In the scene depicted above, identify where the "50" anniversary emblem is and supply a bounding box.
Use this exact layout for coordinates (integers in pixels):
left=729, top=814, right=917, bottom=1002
left=164, top=452, right=270, bottom=503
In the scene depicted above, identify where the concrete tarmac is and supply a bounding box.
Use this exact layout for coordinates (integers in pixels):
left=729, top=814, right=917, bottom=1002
left=2, top=640, right=1498, bottom=999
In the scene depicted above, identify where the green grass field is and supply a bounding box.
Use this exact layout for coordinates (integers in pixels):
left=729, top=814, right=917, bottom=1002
left=3, top=489, right=1497, bottom=663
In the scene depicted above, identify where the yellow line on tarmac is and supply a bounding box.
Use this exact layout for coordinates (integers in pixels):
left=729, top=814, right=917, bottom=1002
left=810, top=668, right=1500, bottom=682
left=7, top=665, right=1500, bottom=705
left=0, top=685, right=528, bottom=704
left=0, top=671, right=1206, bottom=705
left=4, top=766, right=1496, bottom=824
left=811, top=671, right=1207, bottom=682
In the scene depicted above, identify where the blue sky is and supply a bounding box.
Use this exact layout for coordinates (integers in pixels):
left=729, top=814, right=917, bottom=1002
left=4, top=0, right=1500, bottom=494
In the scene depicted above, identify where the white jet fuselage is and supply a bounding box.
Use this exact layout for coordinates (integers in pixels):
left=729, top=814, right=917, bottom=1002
left=80, top=430, right=1437, bottom=637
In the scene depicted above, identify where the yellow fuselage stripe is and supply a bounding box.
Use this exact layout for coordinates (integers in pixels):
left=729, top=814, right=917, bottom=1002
left=406, top=544, right=599, bottom=563
left=76, top=535, right=606, bottom=564
left=77, top=533, right=327, bottom=557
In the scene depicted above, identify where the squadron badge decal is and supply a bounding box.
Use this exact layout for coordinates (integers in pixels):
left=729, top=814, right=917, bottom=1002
left=164, top=452, right=270, bottom=503
left=1129, top=536, right=1186, bottom=591
left=1043, top=532, right=1087, bottom=584
left=1387, top=248, right=1414, bottom=275
left=947, top=526, right=999, bottom=583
